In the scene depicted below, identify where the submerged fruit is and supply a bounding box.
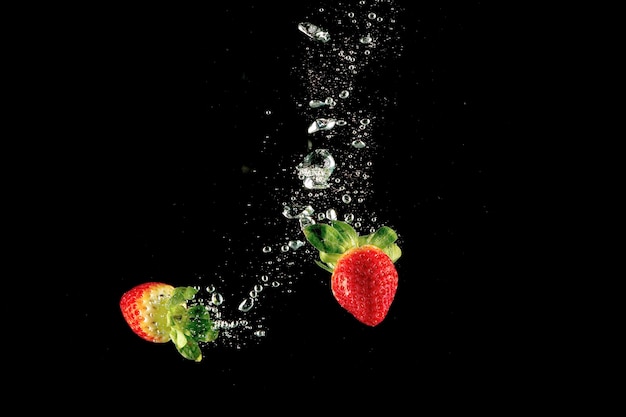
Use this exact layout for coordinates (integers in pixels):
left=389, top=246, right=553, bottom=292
left=120, top=282, right=175, bottom=343
left=303, top=220, right=401, bottom=326
left=120, top=282, right=219, bottom=361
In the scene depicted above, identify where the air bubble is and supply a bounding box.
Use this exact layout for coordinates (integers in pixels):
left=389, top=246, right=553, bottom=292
left=211, top=292, right=224, bottom=306
left=238, top=298, right=255, bottom=312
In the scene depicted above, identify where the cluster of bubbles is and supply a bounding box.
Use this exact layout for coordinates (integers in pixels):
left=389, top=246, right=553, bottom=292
left=195, top=0, right=402, bottom=351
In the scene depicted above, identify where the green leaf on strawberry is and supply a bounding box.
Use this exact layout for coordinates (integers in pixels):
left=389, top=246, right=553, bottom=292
left=167, top=287, right=220, bottom=362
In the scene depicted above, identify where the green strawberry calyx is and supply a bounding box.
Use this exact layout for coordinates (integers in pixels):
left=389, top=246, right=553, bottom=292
left=302, top=220, right=402, bottom=273
left=166, top=286, right=219, bottom=362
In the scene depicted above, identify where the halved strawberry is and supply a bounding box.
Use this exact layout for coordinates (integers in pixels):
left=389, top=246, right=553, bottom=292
left=303, top=220, right=402, bottom=326
left=120, top=282, right=219, bottom=361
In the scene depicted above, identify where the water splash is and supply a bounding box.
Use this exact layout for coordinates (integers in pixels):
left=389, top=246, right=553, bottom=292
left=190, top=0, right=403, bottom=352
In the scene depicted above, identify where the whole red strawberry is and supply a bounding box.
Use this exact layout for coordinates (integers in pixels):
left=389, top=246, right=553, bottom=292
left=120, top=282, right=219, bottom=361
left=303, top=220, right=402, bottom=326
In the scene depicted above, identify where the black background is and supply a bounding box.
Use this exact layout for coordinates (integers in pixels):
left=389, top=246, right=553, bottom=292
left=16, top=0, right=540, bottom=409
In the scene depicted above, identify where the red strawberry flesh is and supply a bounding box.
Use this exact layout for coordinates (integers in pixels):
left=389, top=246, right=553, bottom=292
left=331, top=245, right=398, bottom=326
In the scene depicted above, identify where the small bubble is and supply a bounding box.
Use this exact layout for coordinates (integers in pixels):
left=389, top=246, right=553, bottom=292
left=211, top=292, right=224, bottom=306
left=309, top=99, right=326, bottom=108
left=351, top=139, right=366, bottom=148
left=238, top=298, right=254, bottom=312
left=308, top=118, right=336, bottom=134
left=299, top=217, right=316, bottom=229
left=359, top=35, right=373, bottom=44
left=288, top=240, right=305, bottom=250
left=262, top=246, right=272, bottom=253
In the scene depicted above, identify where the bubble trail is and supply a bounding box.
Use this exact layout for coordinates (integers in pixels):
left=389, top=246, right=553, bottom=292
left=196, top=0, right=403, bottom=352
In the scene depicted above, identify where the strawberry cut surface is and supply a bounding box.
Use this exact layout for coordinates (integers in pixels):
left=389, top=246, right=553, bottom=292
left=120, top=282, right=219, bottom=361
left=120, top=282, right=174, bottom=343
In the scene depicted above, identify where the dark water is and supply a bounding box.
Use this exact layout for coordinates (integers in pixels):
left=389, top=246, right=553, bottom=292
left=27, top=0, right=530, bottom=406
